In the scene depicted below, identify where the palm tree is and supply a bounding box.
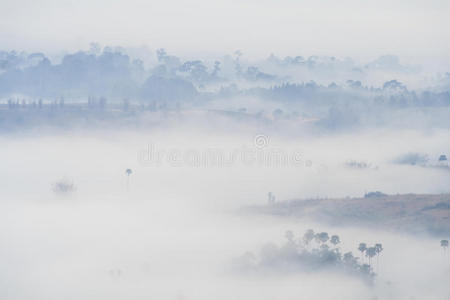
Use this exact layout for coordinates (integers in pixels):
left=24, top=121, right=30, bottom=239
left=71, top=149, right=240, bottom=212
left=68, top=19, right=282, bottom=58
left=441, top=240, right=449, bottom=255
left=358, top=243, right=367, bottom=263
left=125, top=168, right=133, bottom=190
left=375, top=243, right=383, bottom=272
left=365, top=247, right=377, bottom=268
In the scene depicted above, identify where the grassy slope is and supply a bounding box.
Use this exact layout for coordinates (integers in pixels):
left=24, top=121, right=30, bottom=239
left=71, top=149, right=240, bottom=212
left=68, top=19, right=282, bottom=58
left=246, top=194, right=450, bottom=236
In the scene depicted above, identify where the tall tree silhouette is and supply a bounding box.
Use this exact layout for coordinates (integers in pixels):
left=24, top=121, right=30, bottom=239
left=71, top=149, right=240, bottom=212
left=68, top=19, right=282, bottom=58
left=441, top=240, right=449, bottom=255
left=375, top=243, right=383, bottom=272
left=125, top=168, right=133, bottom=191
left=365, top=247, right=377, bottom=268
left=358, top=243, right=367, bottom=263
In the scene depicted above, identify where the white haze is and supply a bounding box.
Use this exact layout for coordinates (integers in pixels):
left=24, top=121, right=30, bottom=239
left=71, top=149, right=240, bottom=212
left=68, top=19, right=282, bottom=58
left=1, top=0, right=450, bottom=298
left=0, top=127, right=449, bottom=300
left=1, top=0, right=450, bottom=67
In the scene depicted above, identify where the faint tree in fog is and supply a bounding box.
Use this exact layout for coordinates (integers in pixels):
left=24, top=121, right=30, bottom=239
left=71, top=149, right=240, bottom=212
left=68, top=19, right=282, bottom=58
left=99, top=97, right=107, bottom=110
left=237, top=229, right=377, bottom=281
left=285, top=230, right=294, bottom=244
left=178, top=60, right=209, bottom=83
left=360, top=264, right=371, bottom=275
left=394, top=152, right=429, bottom=166
left=267, top=192, right=275, bottom=205
left=52, top=178, right=76, bottom=195
left=438, top=155, right=448, bottom=167
left=233, top=50, right=243, bottom=76
left=156, top=48, right=167, bottom=62
left=211, top=61, right=221, bottom=78
left=330, top=235, right=340, bottom=246
left=125, top=168, right=133, bottom=191
left=375, top=243, right=383, bottom=271
left=343, top=252, right=358, bottom=267
left=302, top=229, right=315, bottom=247
left=314, top=232, right=329, bottom=244
left=233, top=251, right=256, bottom=270
left=383, top=79, right=407, bottom=92
left=272, top=108, right=283, bottom=120
left=441, top=240, right=449, bottom=255
left=358, top=243, right=367, bottom=262
left=365, top=247, right=377, bottom=267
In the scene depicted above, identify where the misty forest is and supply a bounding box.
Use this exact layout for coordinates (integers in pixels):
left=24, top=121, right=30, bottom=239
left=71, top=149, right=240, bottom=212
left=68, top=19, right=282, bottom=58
left=1, top=1, right=450, bottom=300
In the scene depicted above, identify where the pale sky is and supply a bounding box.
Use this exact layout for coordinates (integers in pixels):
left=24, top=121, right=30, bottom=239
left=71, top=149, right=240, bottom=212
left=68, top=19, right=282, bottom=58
left=1, top=0, right=449, bottom=62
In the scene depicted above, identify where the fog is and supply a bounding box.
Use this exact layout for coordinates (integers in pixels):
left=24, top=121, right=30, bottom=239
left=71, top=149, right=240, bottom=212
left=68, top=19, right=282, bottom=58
left=1, top=0, right=450, bottom=65
left=1, top=1, right=450, bottom=297
left=0, top=125, right=449, bottom=300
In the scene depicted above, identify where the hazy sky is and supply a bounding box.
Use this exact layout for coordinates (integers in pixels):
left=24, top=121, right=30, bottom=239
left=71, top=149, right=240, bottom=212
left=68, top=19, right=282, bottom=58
left=1, top=0, right=450, bottom=62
